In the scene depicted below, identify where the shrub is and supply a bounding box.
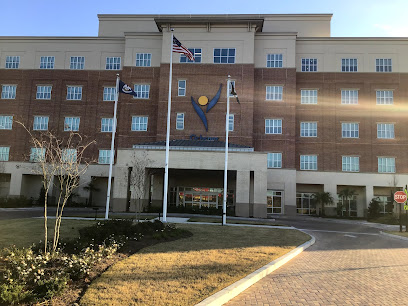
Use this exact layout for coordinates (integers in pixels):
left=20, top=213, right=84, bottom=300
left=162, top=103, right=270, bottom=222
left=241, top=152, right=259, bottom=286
left=0, top=196, right=34, bottom=208
left=367, top=198, right=381, bottom=220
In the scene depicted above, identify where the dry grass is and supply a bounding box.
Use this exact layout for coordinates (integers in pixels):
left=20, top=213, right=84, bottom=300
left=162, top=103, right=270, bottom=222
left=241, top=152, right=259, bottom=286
left=81, top=224, right=309, bottom=306
left=386, top=231, right=408, bottom=238
left=188, top=216, right=285, bottom=226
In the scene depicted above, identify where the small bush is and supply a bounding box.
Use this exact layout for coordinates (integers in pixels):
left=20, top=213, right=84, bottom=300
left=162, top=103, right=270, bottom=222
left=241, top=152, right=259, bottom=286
left=0, top=196, right=34, bottom=208
left=368, top=199, right=381, bottom=220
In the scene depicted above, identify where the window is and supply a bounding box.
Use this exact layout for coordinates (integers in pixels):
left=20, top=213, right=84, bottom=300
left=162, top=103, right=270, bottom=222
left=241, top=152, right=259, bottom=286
left=33, top=116, right=49, bottom=130
left=300, top=90, right=318, bottom=104
left=36, top=86, right=52, bottom=100
left=101, top=118, right=114, bottom=132
left=180, top=48, right=202, bottom=63
left=133, top=84, right=150, bottom=99
left=341, top=90, right=358, bottom=104
left=228, top=81, right=236, bottom=97
left=0, top=147, right=10, bottom=161
left=131, top=116, right=148, bottom=131
left=136, top=53, right=151, bottom=67
left=266, top=86, right=283, bottom=101
left=105, top=57, right=121, bottom=70
left=228, top=114, right=234, bottom=132
left=376, top=59, right=392, bottom=72
left=213, top=48, right=235, bottom=64
left=64, top=117, right=80, bottom=131
left=300, top=122, right=317, bottom=137
left=342, top=123, right=359, bottom=138
left=5, top=56, right=20, bottom=69
left=296, top=193, right=317, bottom=215
left=338, top=194, right=357, bottom=217
left=176, top=113, right=184, bottom=130
left=341, top=58, right=358, bottom=72
left=178, top=80, right=186, bottom=96
left=103, top=87, right=116, bottom=101
left=1, top=85, right=16, bottom=99
left=301, top=58, right=317, bottom=72
left=267, top=190, right=283, bottom=214
left=376, top=90, right=393, bottom=105
left=267, top=153, right=282, bottom=168
left=377, top=123, right=394, bottom=139
left=98, top=150, right=114, bottom=164
left=0, top=116, right=13, bottom=130
left=300, top=155, right=317, bottom=170
left=66, top=86, right=82, bottom=100
left=70, top=56, right=85, bottom=70
left=374, top=196, right=393, bottom=214
left=378, top=157, right=395, bottom=173
left=62, top=149, right=77, bottom=163
left=265, top=119, right=282, bottom=134
left=40, top=56, right=55, bottom=69
left=30, top=148, right=45, bottom=162
left=267, top=54, right=283, bottom=68
left=342, top=156, right=359, bottom=172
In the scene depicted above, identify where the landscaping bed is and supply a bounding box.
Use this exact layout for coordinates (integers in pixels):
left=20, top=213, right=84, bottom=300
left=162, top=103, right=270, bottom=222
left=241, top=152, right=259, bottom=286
left=188, top=216, right=286, bottom=226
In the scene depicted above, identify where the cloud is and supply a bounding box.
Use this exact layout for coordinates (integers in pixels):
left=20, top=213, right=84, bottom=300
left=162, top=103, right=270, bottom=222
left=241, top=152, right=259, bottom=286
left=374, top=24, right=408, bottom=37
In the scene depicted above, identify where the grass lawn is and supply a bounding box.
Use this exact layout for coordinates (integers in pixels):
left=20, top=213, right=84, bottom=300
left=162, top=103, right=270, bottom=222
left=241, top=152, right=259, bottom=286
left=386, top=231, right=408, bottom=238
left=0, top=218, right=96, bottom=248
left=188, top=216, right=286, bottom=226
left=81, top=224, right=310, bottom=306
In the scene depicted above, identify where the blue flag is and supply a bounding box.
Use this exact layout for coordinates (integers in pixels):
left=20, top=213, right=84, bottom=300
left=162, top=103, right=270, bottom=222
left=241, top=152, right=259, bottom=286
left=119, top=80, right=137, bottom=96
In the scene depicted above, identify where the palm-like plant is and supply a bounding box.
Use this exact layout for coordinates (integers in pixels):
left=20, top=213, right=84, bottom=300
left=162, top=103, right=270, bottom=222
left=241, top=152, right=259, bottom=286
left=312, top=192, right=334, bottom=216
left=338, top=188, right=357, bottom=217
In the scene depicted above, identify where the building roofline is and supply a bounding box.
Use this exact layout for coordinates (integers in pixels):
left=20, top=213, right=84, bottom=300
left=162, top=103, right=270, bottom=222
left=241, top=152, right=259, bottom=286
left=297, top=37, right=408, bottom=41
left=0, top=36, right=124, bottom=41
left=97, top=14, right=333, bottom=20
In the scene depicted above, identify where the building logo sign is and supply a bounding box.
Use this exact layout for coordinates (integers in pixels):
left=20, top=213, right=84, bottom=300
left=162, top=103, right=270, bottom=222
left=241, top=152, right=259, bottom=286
left=191, top=84, right=222, bottom=132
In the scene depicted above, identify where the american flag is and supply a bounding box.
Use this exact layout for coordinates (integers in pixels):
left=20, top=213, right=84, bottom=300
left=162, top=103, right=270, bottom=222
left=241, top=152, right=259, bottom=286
left=172, top=36, right=195, bottom=61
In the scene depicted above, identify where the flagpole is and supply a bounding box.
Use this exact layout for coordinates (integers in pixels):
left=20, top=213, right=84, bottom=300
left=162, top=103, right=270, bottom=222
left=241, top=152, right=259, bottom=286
left=222, top=75, right=231, bottom=226
left=105, top=74, right=120, bottom=220
left=162, top=29, right=174, bottom=223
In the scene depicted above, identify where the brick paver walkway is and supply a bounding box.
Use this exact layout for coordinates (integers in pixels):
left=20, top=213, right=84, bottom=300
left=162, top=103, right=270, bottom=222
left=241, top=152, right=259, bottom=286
left=227, top=231, right=408, bottom=305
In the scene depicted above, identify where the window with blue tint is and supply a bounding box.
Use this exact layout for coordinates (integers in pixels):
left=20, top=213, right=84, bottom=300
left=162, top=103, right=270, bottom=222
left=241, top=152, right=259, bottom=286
left=106, top=57, right=121, bottom=70
left=131, top=116, right=148, bottom=131
left=267, top=54, right=283, bottom=68
left=0, top=147, right=10, bottom=161
left=1, top=85, right=16, bottom=99
left=0, top=116, right=13, bottom=130
left=64, top=117, right=80, bottom=131
left=40, top=56, right=55, bottom=69
left=36, top=86, right=52, bottom=100
left=213, top=48, right=235, bottom=64
left=136, top=53, right=151, bottom=67
left=133, top=85, right=150, bottom=99
left=70, top=56, right=85, bottom=70
left=180, top=48, right=201, bottom=63
left=33, top=116, right=49, bottom=131
left=265, top=119, right=282, bottom=134
left=5, top=56, right=20, bottom=69
left=101, top=118, right=114, bottom=132
left=301, top=58, right=318, bottom=72
left=267, top=153, right=282, bottom=168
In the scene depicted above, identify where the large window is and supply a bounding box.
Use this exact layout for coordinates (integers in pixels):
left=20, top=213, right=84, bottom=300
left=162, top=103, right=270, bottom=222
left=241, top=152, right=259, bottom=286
left=66, top=86, right=82, bottom=100
left=267, top=153, right=282, bottom=168
left=33, top=116, right=49, bottom=131
left=131, top=116, right=148, bottom=131
left=300, top=155, right=317, bottom=170
left=341, top=90, right=358, bottom=104
left=0, top=116, right=13, bottom=130
left=176, top=113, right=184, bottom=130
left=338, top=194, right=357, bottom=217
left=301, top=58, right=317, bottom=72
left=376, top=59, right=392, bottom=72
left=265, top=119, right=282, bottom=134
left=342, top=156, right=359, bottom=172
left=377, top=123, right=394, bottom=139
left=374, top=196, right=393, bottom=214
left=266, top=86, right=283, bottom=101
left=376, top=90, right=393, bottom=105
left=267, top=190, right=283, bottom=214
left=0, top=147, right=10, bottom=161
left=341, top=58, right=358, bottom=72
left=70, top=56, right=85, bottom=70
left=228, top=114, right=234, bottom=132
left=62, top=149, right=77, bottom=163
left=267, top=54, right=283, bottom=68
left=1, top=85, right=16, bottom=99
left=133, top=84, right=150, bottom=99
left=101, top=118, right=114, bottom=132
left=40, top=56, right=55, bottom=69
left=301, top=89, right=318, bottom=104
left=180, top=48, right=201, bottom=63
left=300, top=122, right=317, bottom=137
left=296, top=193, right=316, bottom=215
left=98, top=150, right=114, bottom=164
left=5, top=56, right=20, bottom=69
left=64, top=117, right=80, bottom=131
left=213, top=48, right=235, bottom=64
left=378, top=157, right=395, bottom=173
left=136, top=53, right=151, bottom=67
left=36, top=86, right=52, bottom=100
left=30, top=148, right=45, bottom=162
left=103, top=87, right=116, bottom=101
left=105, top=57, right=121, bottom=70
left=178, top=80, right=186, bottom=96
left=342, top=123, right=359, bottom=138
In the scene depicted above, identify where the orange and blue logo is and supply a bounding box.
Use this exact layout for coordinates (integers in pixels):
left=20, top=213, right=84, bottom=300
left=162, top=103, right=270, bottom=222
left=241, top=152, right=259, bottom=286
left=191, top=84, right=222, bottom=132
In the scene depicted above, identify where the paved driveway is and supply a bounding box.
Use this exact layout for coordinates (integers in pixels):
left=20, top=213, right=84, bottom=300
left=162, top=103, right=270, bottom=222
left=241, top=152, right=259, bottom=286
left=227, top=219, right=408, bottom=306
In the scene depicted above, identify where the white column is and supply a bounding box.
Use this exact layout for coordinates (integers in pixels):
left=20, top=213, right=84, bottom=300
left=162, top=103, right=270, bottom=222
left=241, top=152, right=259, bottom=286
left=9, top=172, right=22, bottom=196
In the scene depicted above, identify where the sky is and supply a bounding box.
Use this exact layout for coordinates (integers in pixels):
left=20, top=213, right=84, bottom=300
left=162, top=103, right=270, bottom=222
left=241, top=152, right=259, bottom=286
left=1, top=0, right=407, bottom=37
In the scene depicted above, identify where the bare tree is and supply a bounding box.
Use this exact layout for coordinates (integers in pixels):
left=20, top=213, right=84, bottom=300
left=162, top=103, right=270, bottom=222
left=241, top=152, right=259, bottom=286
left=17, top=122, right=95, bottom=253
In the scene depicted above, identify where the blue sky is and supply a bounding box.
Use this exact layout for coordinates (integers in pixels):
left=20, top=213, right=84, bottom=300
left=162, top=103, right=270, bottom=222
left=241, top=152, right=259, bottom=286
left=1, top=0, right=407, bottom=37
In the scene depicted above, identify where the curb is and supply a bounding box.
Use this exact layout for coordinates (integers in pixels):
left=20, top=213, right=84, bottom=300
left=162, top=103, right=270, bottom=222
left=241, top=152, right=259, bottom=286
left=380, top=231, right=408, bottom=241
left=196, top=232, right=316, bottom=306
